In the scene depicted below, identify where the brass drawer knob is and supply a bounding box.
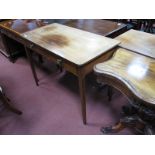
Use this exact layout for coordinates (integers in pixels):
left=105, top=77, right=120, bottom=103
left=29, top=44, right=34, bottom=49
left=56, top=59, right=63, bottom=72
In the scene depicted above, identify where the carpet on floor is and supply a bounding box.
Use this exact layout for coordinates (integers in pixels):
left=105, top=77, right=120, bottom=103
left=0, top=52, right=134, bottom=134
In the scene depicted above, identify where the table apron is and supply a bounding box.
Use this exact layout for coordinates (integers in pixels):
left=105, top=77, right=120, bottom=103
left=78, top=49, right=115, bottom=78
left=24, top=42, right=116, bottom=79
left=25, top=44, right=79, bottom=76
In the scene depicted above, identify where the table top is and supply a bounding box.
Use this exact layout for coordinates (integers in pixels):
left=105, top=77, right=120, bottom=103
left=116, top=29, right=155, bottom=59
left=0, top=19, right=47, bottom=34
left=94, top=48, right=155, bottom=105
left=0, top=19, right=126, bottom=36
left=21, top=23, right=120, bottom=65
left=59, top=19, right=126, bottom=36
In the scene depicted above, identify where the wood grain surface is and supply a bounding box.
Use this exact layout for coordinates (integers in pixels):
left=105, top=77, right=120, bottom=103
left=94, top=48, right=155, bottom=105
left=116, top=29, right=155, bottom=59
left=21, top=23, right=120, bottom=65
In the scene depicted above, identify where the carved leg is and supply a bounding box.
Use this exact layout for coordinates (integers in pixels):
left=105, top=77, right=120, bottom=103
left=101, top=122, right=125, bottom=133
left=25, top=47, right=39, bottom=86
left=101, top=115, right=143, bottom=134
left=101, top=103, right=155, bottom=135
left=101, top=105, right=141, bottom=134
left=143, top=125, right=154, bottom=135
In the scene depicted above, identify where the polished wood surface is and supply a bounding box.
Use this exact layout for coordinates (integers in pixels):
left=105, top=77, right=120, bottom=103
left=0, top=19, right=126, bottom=36
left=0, top=19, right=47, bottom=34
left=62, top=19, right=126, bottom=37
left=0, top=20, right=49, bottom=61
left=0, top=19, right=126, bottom=61
left=21, top=23, right=120, bottom=65
left=116, top=29, right=155, bottom=59
left=94, top=47, right=155, bottom=106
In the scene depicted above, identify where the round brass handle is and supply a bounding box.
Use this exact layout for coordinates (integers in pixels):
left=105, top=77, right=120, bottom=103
left=56, top=59, right=63, bottom=64
left=56, top=59, right=63, bottom=72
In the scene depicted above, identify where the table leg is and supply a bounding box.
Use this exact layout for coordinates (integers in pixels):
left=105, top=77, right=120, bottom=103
left=0, top=33, right=14, bottom=62
left=78, top=76, right=87, bottom=125
left=25, top=47, right=39, bottom=86
left=101, top=104, right=155, bottom=135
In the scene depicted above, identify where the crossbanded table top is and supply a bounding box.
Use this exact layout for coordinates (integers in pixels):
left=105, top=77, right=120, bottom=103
left=21, top=23, right=120, bottom=66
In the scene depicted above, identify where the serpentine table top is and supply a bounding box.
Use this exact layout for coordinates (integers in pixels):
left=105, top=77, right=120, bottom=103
left=95, top=30, right=155, bottom=107
left=94, top=48, right=155, bottom=106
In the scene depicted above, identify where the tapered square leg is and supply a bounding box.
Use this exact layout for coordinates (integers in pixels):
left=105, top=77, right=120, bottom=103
left=78, top=76, right=87, bottom=125
left=25, top=47, right=39, bottom=86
